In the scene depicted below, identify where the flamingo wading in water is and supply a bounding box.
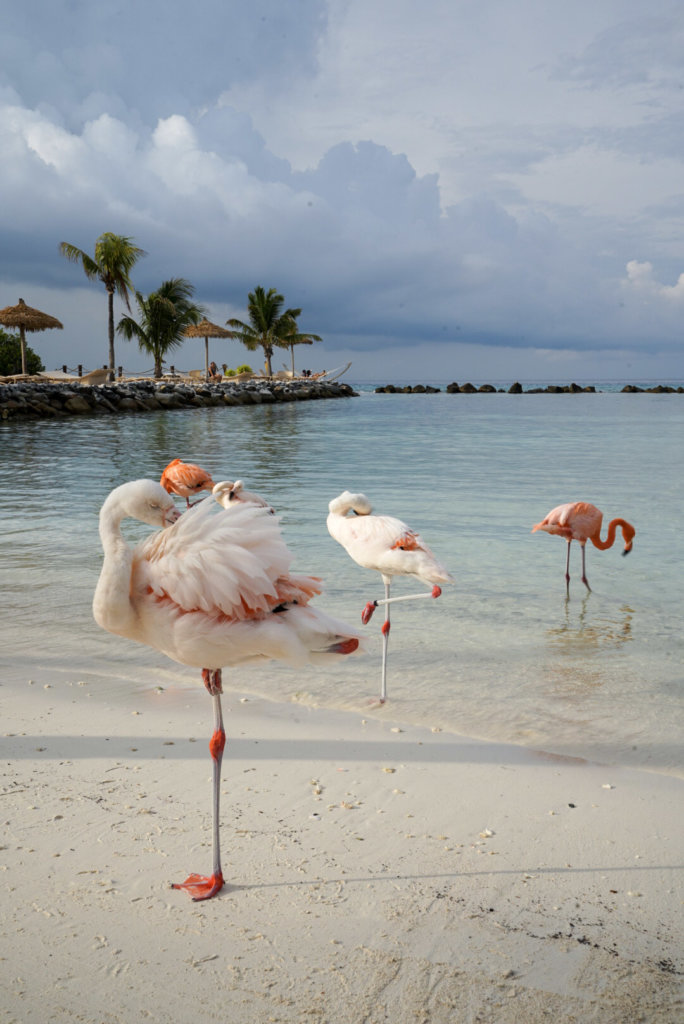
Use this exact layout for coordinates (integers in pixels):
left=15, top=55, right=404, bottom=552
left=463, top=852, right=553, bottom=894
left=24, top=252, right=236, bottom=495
left=327, top=491, right=453, bottom=703
left=160, top=458, right=214, bottom=507
left=532, top=501, right=635, bottom=594
left=94, top=479, right=362, bottom=901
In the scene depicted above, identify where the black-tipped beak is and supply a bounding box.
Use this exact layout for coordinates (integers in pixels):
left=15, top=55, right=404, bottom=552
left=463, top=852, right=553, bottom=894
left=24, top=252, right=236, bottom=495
left=622, top=547, right=632, bottom=557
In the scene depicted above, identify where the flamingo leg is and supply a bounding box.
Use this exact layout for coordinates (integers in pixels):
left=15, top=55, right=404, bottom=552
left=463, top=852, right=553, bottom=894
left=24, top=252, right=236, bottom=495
left=565, top=540, right=572, bottom=595
left=366, top=585, right=443, bottom=611
left=360, top=585, right=443, bottom=703
left=172, top=670, right=226, bottom=901
left=380, top=579, right=391, bottom=703
left=580, top=543, right=591, bottom=592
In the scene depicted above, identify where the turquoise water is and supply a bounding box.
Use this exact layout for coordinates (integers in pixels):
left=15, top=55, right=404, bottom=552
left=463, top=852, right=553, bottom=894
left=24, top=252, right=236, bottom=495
left=1, top=387, right=682, bottom=776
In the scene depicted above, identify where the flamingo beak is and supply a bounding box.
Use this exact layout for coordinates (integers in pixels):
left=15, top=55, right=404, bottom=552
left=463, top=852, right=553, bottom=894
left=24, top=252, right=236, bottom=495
left=165, top=506, right=181, bottom=527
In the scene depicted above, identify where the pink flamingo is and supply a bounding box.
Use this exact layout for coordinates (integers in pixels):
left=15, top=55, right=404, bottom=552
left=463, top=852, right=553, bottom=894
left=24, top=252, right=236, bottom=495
left=532, top=501, right=635, bottom=594
left=94, top=479, right=362, bottom=901
left=327, top=491, right=452, bottom=703
left=160, top=458, right=214, bottom=507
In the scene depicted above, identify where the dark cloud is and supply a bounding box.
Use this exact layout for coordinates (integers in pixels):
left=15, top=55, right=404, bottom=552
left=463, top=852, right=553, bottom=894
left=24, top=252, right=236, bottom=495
left=1, top=0, right=327, bottom=126
left=1, top=1, right=684, bottom=379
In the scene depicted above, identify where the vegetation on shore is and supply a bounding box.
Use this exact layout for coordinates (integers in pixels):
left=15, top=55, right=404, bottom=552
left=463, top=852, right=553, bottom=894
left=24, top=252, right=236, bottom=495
left=59, top=233, right=147, bottom=380
left=116, top=278, right=204, bottom=378
left=0, top=329, right=44, bottom=376
left=55, top=233, right=323, bottom=378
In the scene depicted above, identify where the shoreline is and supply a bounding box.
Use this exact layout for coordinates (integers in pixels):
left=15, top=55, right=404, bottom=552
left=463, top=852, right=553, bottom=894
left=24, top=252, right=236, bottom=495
left=375, top=380, right=684, bottom=394
left=0, top=377, right=357, bottom=420
left=3, top=676, right=682, bottom=1022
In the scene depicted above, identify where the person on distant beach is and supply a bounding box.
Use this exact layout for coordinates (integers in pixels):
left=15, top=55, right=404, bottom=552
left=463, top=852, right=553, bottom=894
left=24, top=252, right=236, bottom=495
left=208, top=361, right=222, bottom=381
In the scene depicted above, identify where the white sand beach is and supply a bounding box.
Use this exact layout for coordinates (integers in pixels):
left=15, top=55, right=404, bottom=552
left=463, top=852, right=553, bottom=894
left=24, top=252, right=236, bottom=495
left=2, top=670, right=682, bottom=1024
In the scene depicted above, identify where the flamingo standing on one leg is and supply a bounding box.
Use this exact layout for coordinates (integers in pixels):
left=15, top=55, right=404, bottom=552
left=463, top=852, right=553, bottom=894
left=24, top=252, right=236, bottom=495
left=327, top=491, right=453, bottom=703
left=160, top=458, right=214, bottom=507
left=532, top=501, right=635, bottom=594
left=94, top=479, right=362, bottom=901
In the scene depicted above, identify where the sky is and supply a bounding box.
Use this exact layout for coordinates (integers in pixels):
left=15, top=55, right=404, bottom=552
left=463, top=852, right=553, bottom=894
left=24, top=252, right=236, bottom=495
left=1, top=0, right=684, bottom=382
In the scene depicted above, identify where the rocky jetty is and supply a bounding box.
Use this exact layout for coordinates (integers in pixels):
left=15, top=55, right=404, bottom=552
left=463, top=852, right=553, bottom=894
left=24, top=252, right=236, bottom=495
left=0, top=377, right=357, bottom=421
left=375, top=381, right=684, bottom=394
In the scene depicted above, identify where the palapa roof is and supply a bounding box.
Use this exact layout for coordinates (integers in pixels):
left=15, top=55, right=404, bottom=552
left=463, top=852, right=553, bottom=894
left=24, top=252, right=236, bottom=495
left=0, top=297, right=63, bottom=333
left=183, top=318, right=233, bottom=339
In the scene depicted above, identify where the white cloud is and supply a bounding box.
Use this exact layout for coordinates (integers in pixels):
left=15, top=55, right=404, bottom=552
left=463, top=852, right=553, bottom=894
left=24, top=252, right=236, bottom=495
left=624, top=260, right=684, bottom=301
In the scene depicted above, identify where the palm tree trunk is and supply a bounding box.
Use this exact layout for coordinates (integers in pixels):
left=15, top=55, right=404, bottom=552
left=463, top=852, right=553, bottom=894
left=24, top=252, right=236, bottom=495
left=107, top=288, right=116, bottom=381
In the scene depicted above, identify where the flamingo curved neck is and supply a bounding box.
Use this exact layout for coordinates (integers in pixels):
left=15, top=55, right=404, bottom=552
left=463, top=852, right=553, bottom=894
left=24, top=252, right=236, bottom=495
left=590, top=518, right=628, bottom=551
left=93, top=500, right=138, bottom=636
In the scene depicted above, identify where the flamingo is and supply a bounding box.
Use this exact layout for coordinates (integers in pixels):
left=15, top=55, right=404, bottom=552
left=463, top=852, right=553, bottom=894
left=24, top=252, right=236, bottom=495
left=94, top=479, right=362, bottom=901
left=532, top=501, right=635, bottom=594
left=327, top=491, right=453, bottom=703
left=212, top=479, right=274, bottom=513
left=160, top=458, right=214, bottom=507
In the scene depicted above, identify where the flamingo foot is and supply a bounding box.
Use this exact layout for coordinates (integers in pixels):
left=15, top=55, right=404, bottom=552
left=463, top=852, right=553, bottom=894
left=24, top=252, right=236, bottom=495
left=362, top=601, right=377, bottom=624
left=171, top=871, right=224, bottom=901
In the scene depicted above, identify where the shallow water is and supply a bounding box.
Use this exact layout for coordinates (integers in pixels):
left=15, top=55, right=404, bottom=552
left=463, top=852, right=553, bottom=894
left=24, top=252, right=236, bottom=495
left=1, top=387, right=682, bottom=776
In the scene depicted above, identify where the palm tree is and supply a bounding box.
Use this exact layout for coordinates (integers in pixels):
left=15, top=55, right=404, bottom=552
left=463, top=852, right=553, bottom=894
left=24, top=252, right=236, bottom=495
left=117, top=278, right=204, bottom=378
left=276, top=312, right=323, bottom=376
left=227, top=286, right=301, bottom=377
left=59, top=233, right=146, bottom=378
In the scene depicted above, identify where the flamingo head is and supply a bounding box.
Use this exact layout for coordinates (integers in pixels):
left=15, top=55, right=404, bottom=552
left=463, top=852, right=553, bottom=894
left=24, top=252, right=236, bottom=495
left=120, top=479, right=181, bottom=528
left=622, top=521, right=636, bottom=555
left=328, top=491, right=373, bottom=517
left=213, top=480, right=242, bottom=508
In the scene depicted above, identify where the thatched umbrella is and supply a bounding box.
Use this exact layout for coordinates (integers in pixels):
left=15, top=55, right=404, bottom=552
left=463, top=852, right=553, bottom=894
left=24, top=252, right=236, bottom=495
left=183, top=318, right=234, bottom=378
left=0, top=297, right=64, bottom=375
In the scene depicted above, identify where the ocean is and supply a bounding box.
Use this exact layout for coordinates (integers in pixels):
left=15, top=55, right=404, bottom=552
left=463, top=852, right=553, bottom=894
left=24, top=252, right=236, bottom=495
left=2, top=381, right=683, bottom=777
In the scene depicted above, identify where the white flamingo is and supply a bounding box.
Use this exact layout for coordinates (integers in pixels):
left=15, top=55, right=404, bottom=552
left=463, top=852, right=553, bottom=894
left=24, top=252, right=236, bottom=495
left=94, top=479, right=362, bottom=901
left=327, top=491, right=452, bottom=703
left=212, top=479, right=274, bottom=512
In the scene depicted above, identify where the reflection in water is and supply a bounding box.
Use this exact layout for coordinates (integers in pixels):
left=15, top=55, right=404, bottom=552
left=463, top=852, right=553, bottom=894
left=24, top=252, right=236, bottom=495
left=546, top=598, right=634, bottom=652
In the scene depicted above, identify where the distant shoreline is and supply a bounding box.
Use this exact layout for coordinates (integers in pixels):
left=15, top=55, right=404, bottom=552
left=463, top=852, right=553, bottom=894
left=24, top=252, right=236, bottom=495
left=2, top=377, right=683, bottom=423
left=374, top=380, right=684, bottom=394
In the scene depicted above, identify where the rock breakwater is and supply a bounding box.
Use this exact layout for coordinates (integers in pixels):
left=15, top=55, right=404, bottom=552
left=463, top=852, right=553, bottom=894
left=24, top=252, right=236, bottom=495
left=0, top=378, right=358, bottom=421
left=375, top=381, right=684, bottom=394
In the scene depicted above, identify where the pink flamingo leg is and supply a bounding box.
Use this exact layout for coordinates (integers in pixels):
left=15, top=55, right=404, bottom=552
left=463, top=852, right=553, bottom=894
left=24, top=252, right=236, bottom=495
left=172, top=669, right=226, bottom=901
left=565, top=540, right=572, bottom=595
left=580, top=543, right=592, bottom=593
left=380, top=580, right=391, bottom=703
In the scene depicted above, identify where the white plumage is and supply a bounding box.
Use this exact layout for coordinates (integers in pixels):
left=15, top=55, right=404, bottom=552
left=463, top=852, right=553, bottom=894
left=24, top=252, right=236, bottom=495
left=93, top=478, right=362, bottom=901
left=94, top=480, right=360, bottom=669
left=327, top=490, right=452, bottom=702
